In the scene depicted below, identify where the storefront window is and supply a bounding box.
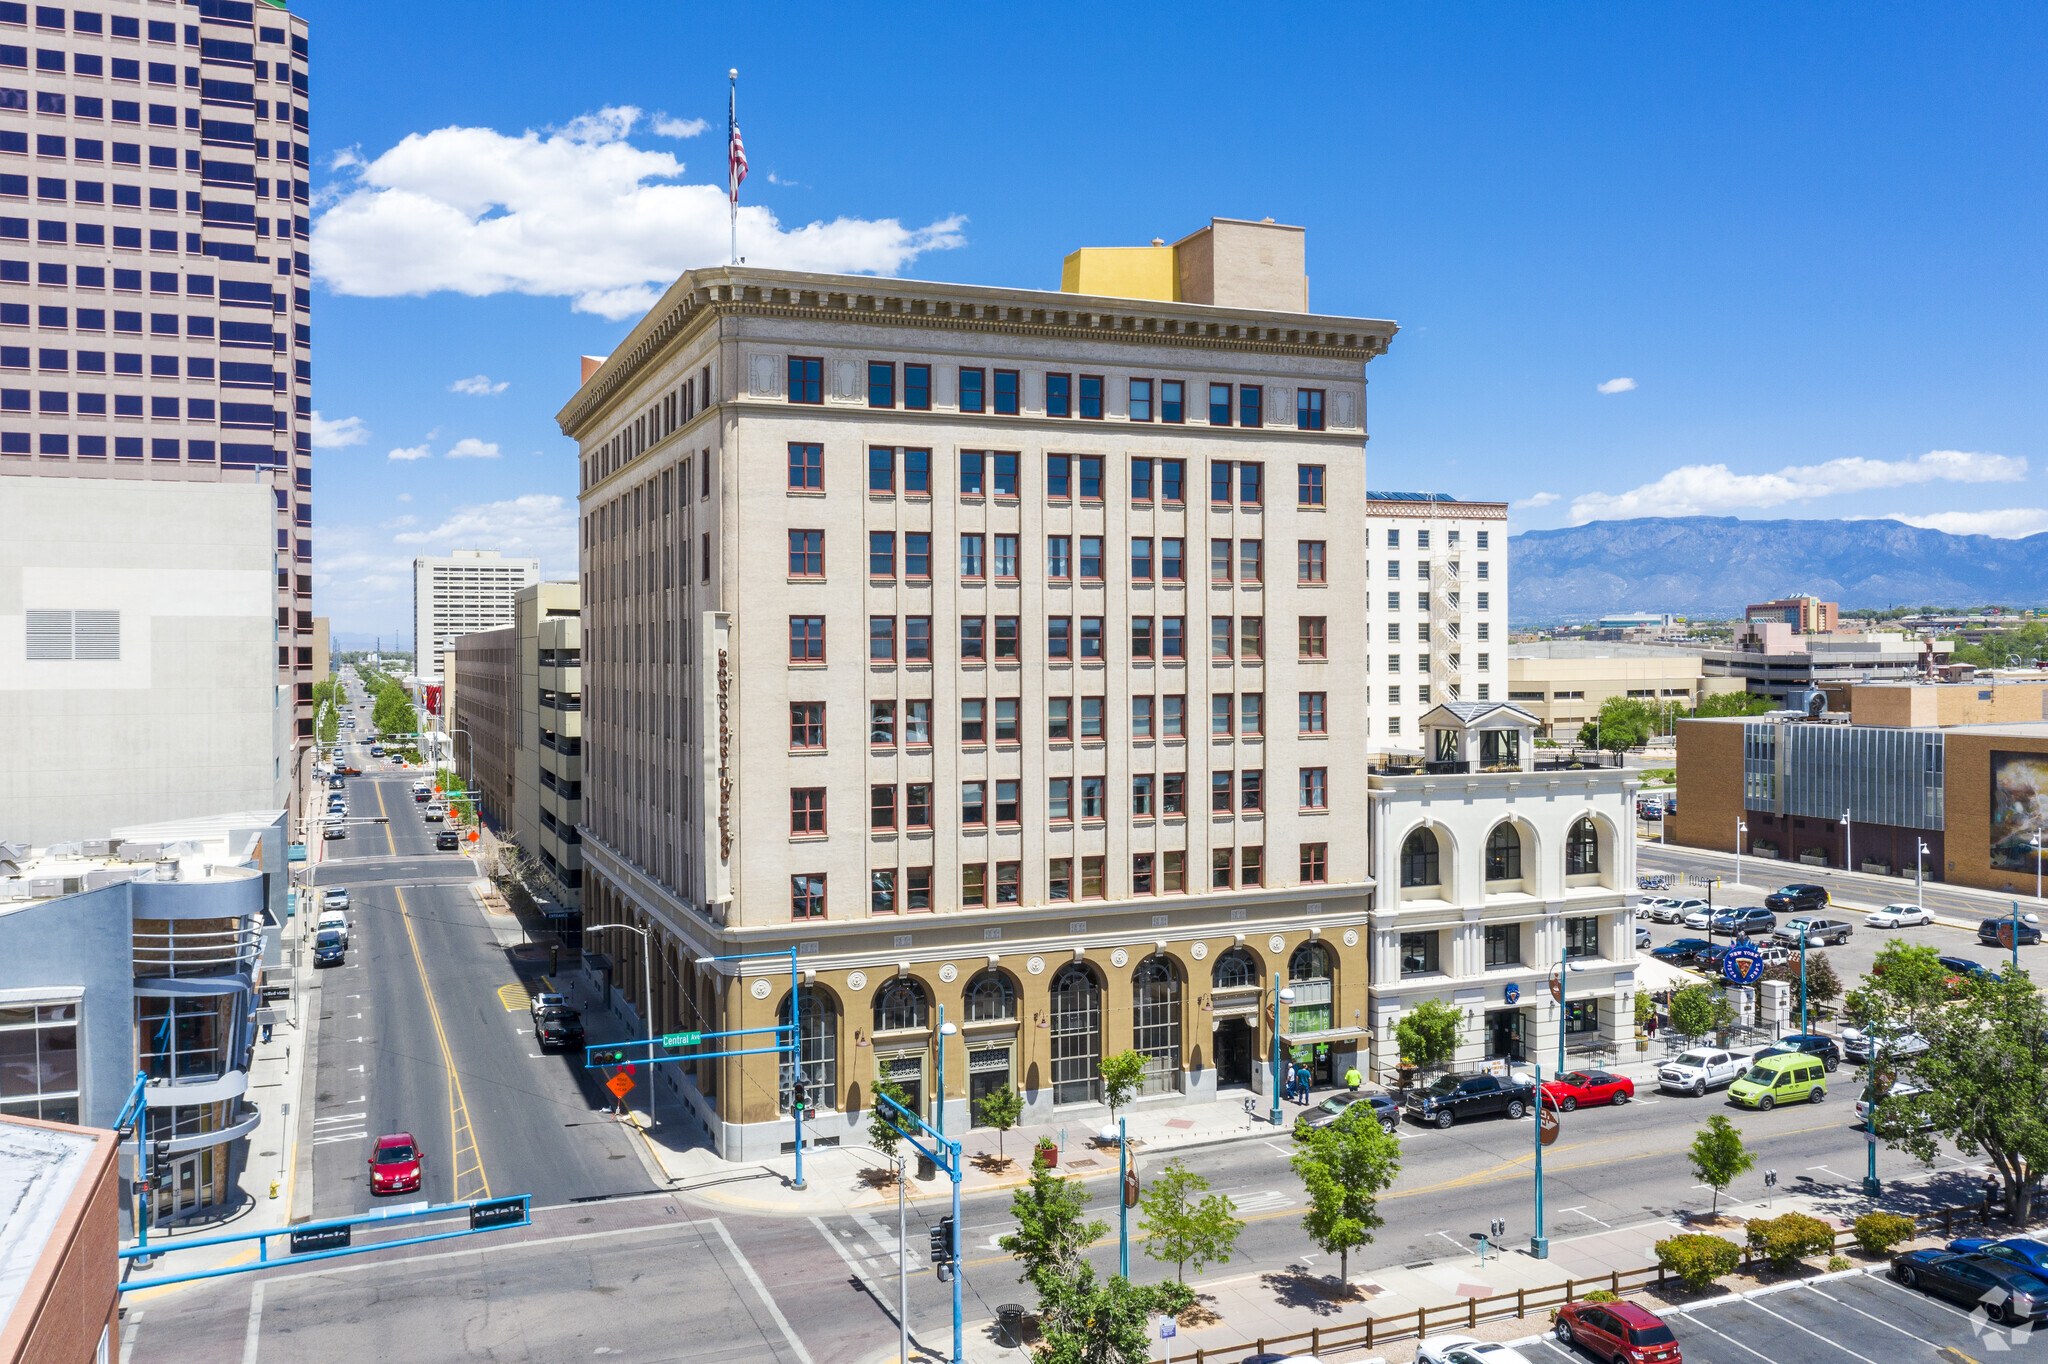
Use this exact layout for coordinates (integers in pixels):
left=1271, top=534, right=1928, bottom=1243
left=1484, top=924, right=1521, bottom=968
left=1131, top=958, right=1182, bottom=1095
left=1564, top=1000, right=1600, bottom=1035
left=1399, top=932, right=1440, bottom=976
left=1565, top=916, right=1600, bottom=960
left=0, top=1002, right=79, bottom=1124
left=779, top=987, right=838, bottom=1112
left=1049, top=964, right=1102, bottom=1105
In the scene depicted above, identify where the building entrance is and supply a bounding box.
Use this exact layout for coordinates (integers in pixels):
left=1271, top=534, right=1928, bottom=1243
left=1485, top=1008, right=1527, bottom=1062
left=1213, top=1017, right=1255, bottom=1086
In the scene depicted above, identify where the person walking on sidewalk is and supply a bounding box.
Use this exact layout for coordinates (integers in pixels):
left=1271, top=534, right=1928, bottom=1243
left=1345, top=1064, right=1362, bottom=1094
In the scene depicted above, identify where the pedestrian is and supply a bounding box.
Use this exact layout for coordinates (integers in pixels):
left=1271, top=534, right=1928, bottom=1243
left=1344, top=1064, right=1362, bottom=1094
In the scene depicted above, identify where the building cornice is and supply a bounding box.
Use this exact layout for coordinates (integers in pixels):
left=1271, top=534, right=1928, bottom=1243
left=557, top=266, right=1399, bottom=439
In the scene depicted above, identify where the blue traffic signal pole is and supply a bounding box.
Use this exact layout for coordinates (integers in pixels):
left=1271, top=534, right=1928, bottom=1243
left=2013, top=901, right=2025, bottom=972
left=111, top=1071, right=150, bottom=1260
left=1530, top=1058, right=1548, bottom=1259
left=1798, top=923, right=1808, bottom=1034
left=1118, top=1115, right=1130, bottom=1277
left=877, top=1092, right=964, bottom=1364
left=691, top=947, right=806, bottom=1190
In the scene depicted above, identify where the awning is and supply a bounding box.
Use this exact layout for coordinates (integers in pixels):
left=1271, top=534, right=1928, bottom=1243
left=1280, top=1026, right=1368, bottom=1045
left=1633, top=957, right=1708, bottom=992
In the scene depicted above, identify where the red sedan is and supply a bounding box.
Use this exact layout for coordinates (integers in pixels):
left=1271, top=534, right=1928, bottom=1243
left=1554, top=1300, right=1681, bottom=1362
left=367, top=1132, right=423, bottom=1195
left=1539, top=1069, right=1635, bottom=1112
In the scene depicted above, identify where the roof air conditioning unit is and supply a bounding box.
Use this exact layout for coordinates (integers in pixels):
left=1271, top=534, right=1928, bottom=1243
left=81, top=839, right=112, bottom=857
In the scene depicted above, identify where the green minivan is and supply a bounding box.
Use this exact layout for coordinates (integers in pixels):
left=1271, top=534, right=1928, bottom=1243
left=1728, top=1053, right=1827, bottom=1110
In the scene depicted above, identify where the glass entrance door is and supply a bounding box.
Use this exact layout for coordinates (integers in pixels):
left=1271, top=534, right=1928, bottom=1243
left=1485, top=1008, right=1526, bottom=1062
left=154, top=1149, right=214, bottom=1220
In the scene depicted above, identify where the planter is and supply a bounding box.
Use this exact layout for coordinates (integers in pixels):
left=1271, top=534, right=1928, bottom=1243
left=1035, top=1142, right=1058, bottom=1168
left=1798, top=853, right=1829, bottom=867
left=1861, top=862, right=1891, bottom=876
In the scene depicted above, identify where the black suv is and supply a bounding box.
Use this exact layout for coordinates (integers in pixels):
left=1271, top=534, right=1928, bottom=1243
left=435, top=831, right=461, bottom=851
left=1403, top=1072, right=1536, bottom=1129
left=1980, top=916, right=2043, bottom=948
left=535, top=1007, right=585, bottom=1050
left=1765, top=884, right=1830, bottom=915
left=1756, top=1032, right=1841, bottom=1072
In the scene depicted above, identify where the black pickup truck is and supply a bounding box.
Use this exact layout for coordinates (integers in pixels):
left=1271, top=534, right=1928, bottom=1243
left=1403, top=1071, right=1537, bottom=1128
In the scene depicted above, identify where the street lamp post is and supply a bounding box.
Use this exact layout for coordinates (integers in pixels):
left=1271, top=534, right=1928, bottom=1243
left=1863, top=1040, right=1884, bottom=1198
left=937, top=1008, right=957, bottom=1138
left=583, top=922, right=657, bottom=1132
left=1269, top=975, right=1296, bottom=1127
left=1531, top=1056, right=1548, bottom=1260
left=1797, top=923, right=1809, bottom=1035
left=1843, top=808, right=1852, bottom=875
left=1735, top=819, right=1747, bottom=886
left=1916, top=838, right=1929, bottom=910
left=2033, top=833, right=2043, bottom=902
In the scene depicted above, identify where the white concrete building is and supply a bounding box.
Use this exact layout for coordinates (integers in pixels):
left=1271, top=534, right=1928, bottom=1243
left=0, top=478, right=287, bottom=845
left=412, top=549, right=539, bottom=682
left=1363, top=492, right=1508, bottom=757
left=1365, top=702, right=1639, bottom=1075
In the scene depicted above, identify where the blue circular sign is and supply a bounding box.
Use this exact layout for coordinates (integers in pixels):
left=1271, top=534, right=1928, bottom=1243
left=1722, top=943, right=1765, bottom=985
left=1504, top=983, right=1521, bottom=1005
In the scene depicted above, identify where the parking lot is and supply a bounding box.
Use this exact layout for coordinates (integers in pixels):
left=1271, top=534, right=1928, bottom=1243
left=1535, top=1269, right=2041, bottom=1363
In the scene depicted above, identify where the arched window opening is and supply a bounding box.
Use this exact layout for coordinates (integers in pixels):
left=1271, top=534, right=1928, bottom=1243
left=1401, top=827, right=1440, bottom=887
left=1485, top=823, right=1523, bottom=882
left=873, top=978, right=928, bottom=1033
left=1049, top=964, right=1102, bottom=1105
left=1131, top=958, right=1183, bottom=1095
left=1567, top=817, right=1601, bottom=876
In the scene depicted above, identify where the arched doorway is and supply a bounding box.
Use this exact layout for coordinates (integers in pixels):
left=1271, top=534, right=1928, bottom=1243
left=1131, top=957, right=1183, bottom=1096
left=962, top=969, right=1018, bottom=1127
left=871, top=977, right=930, bottom=1120
left=1209, top=947, right=1260, bottom=1087
left=1288, top=941, right=1336, bottom=1086
left=1049, top=963, right=1102, bottom=1105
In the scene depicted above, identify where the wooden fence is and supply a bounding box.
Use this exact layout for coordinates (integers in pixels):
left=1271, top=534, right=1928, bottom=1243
left=1168, top=1195, right=2006, bottom=1363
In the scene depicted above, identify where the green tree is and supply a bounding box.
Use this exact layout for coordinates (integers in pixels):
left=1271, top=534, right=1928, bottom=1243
left=1688, top=1114, right=1755, bottom=1216
left=1868, top=969, right=2048, bottom=1223
left=1394, top=999, right=1463, bottom=1073
left=1759, top=950, right=1842, bottom=1012
left=1668, top=984, right=1718, bottom=1039
left=1845, top=940, right=1955, bottom=1027
left=1034, top=1264, right=1166, bottom=1364
left=976, top=1083, right=1024, bottom=1164
left=1137, top=1158, right=1245, bottom=1282
left=1694, top=691, right=1776, bottom=718
left=866, top=1078, right=912, bottom=1168
left=1577, top=696, right=1656, bottom=751
left=1288, top=1102, right=1402, bottom=1282
left=1097, top=1049, right=1148, bottom=1128
left=999, top=1159, right=1108, bottom=1296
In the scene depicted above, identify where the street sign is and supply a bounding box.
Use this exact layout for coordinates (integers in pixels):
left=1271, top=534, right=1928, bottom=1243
left=606, top=1072, right=635, bottom=1100
left=662, top=1031, right=702, bottom=1049
left=1722, top=943, right=1765, bottom=985
left=468, top=1197, right=526, bottom=1232
left=1539, top=1102, right=1560, bottom=1147
left=289, top=1223, right=351, bottom=1254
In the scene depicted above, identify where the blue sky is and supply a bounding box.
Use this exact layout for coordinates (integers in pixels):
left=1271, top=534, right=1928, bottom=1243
left=300, top=2, right=2048, bottom=638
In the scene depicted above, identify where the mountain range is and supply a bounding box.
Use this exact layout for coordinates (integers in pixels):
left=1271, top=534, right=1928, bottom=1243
left=1507, top=516, right=2048, bottom=621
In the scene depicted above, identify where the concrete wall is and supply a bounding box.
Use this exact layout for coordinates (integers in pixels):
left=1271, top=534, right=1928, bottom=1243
left=0, top=888, right=136, bottom=1130
left=1850, top=681, right=2048, bottom=730
left=0, top=478, right=281, bottom=845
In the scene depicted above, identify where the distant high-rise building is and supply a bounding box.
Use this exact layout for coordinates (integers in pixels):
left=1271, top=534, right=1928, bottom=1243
left=412, top=549, right=540, bottom=680
left=1746, top=594, right=1837, bottom=635
left=1361, top=493, right=1509, bottom=753
left=0, top=2, right=315, bottom=843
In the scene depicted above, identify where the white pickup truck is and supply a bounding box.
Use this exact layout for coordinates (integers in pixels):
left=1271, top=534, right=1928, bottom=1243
left=1657, top=1047, right=1745, bottom=1096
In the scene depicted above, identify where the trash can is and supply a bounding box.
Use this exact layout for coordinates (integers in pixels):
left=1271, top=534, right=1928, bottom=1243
left=917, top=1153, right=937, bottom=1181
left=997, top=1304, right=1026, bottom=1345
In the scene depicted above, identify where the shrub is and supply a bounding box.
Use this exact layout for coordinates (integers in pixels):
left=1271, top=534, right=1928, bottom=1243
left=1746, top=1212, right=1837, bottom=1272
left=1828, top=1255, right=1852, bottom=1272
left=1149, top=1279, right=1197, bottom=1320
left=1656, top=1233, right=1741, bottom=1291
left=1851, top=1211, right=1919, bottom=1257
left=1583, top=1289, right=1620, bottom=1303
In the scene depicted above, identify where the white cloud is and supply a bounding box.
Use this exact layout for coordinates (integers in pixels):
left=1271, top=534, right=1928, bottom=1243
left=1882, top=509, right=2048, bottom=539
left=1512, top=491, right=1559, bottom=509
left=392, top=493, right=577, bottom=571
left=310, top=411, right=367, bottom=447
left=387, top=443, right=432, bottom=461
left=1569, top=449, right=2027, bottom=523
left=1596, top=377, right=1637, bottom=395
left=445, top=437, right=501, bottom=460
left=396, top=493, right=412, bottom=502
left=652, top=114, right=708, bottom=138
left=313, top=103, right=967, bottom=320
left=449, top=374, right=509, bottom=396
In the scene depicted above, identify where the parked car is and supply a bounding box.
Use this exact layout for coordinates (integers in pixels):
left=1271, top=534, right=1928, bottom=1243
left=1646, top=897, right=1707, bottom=925
left=435, top=830, right=461, bottom=850
left=535, top=1007, right=585, bottom=1050
left=1402, top=1072, right=1536, bottom=1129
left=1947, top=1237, right=2048, bottom=1277
left=1658, top=1048, right=1744, bottom=1096
left=1867, top=904, right=1934, bottom=928
left=316, top=909, right=349, bottom=946
left=1635, top=924, right=1653, bottom=949
left=1682, top=905, right=1717, bottom=930
left=1651, top=937, right=1716, bottom=965
left=1727, top=1053, right=1826, bottom=1110
left=367, top=1132, right=423, bottom=1196
left=529, top=990, right=568, bottom=1022
left=1938, top=955, right=2003, bottom=985
left=1774, top=917, right=1852, bottom=947
left=1538, top=1070, right=1635, bottom=1111
left=323, top=822, right=346, bottom=840
left=1980, top=916, right=2044, bottom=948
left=1855, top=1079, right=1927, bottom=1123
left=424, top=803, right=446, bottom=822
left=322, top=887, right=349, bottom=910
left=1765, top=884, right=1831, bottom=915
left=1754, top=1032, right=1840, bottom=1072
left=313, top=927, right=346, bottom=966
left=1710, top=907, right=1778, bottom=937
left=1841, top=1026, right=1930, bottom=1064
left=414, top=788, right=433, bottom=804
left=1297, top=1092, right=1400, bottom=1135
left=1551, top=1301, right=1682, bottom=1363
left=1416, top=1334, right=1539, bottom=1364
left=1635, top=896, right=1677, bottom=920
left=1754, top=944, right=1793, bottom=967
left=1892, top=1250, right=2048, bottom=1325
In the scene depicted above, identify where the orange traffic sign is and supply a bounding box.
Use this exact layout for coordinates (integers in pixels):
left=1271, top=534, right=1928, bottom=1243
left=606, top=1072, right=635, bottom=1099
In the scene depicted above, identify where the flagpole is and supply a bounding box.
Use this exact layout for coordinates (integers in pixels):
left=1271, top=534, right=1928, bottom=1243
left=728, top=69, right=738, bottom=265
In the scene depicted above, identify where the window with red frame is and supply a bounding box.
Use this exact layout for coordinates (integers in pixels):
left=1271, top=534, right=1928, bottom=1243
left=790, top=788, right=826, bottom=836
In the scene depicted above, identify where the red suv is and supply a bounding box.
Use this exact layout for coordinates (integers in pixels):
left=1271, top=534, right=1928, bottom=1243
left=1554, top=1300, right=1682, bottom=1362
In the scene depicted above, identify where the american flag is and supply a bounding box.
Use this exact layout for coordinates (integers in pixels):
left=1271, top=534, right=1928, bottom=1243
left=728, top=91, right=747, bottom=205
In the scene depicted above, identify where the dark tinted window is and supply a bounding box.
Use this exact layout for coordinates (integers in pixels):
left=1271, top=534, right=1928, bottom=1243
left=1628, top=1326, right=1676, bottom=1346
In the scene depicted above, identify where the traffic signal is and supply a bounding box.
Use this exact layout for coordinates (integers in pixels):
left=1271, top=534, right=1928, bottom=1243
left=590, top=1048, right=629, bottom=1066
left=149, top=1138, right=171, bottom=1188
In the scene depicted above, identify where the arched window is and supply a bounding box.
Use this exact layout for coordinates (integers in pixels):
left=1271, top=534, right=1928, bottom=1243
left=778, top=987, right=837, bottom=1112
left=873, top=978, right=928, bottom=1033
left=1211, top=947, right=1260, bottom=990
left=1567, top=817, right=1601, bottom=876
left=1485, top=823, right=1523, bottom=881
left=1287, top=942, right=1335, bottom=1034
left=1401, top=827, right=1440, bottom=887
left=1131, top=958, right=1182, bottom=1095
left=1049, top=963, right=1102, bottom=1105
left=1289, top=942, right=1333, bottom=983
left=963, top=969, right=1016, bottom=1022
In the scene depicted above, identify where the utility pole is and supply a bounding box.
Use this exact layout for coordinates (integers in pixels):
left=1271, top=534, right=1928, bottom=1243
left=1118, top=1116, right=1131, bottom=1278
left=896, top=1150, right=908, bottom=1364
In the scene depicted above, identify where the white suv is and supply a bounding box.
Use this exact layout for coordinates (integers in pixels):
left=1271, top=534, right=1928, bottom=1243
left=1658, top=1048, right=1744, bottom=1096
left=1652, top=897, right=1709, bottom=925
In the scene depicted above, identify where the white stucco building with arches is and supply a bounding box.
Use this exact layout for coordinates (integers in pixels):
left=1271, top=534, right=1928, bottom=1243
left=1365, top=701, right=1639, bottom=1078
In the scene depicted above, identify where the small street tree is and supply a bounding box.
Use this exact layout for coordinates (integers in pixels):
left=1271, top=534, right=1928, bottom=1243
left=866, top=1078, right=912, bottom=1170
left=1288, top=1102, right=1402, bottom=1282
left=1668, top=984, right=1718, bottom=1039
left=1000, top=1158, right=1108, bottom=1296
left=1138, top=1158, right=1245, bottom=1282
left=1097, top=1049, right=1148, bottom=1128
left=1035, top=1264, right=1167, bottom=1364
left=1759, top=950, right=1842, bottom=1013
left=1394, top=999, right=1462, bottom=1074
left=1688, top=1114, right=1755, bottom=1217
left=976, top=1083, right=1024, bottom=1164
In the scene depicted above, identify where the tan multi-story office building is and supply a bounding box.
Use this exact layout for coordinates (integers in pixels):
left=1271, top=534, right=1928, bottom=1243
left=1361, top=492, right=1508, bottom=753
left=1506, top=642, right=1738, bottom=739
left=560, top=222, right=1399, bottom=1156
left=412, top=549, right=539, bottom=682
left=512, top=581, right=582, bottom=909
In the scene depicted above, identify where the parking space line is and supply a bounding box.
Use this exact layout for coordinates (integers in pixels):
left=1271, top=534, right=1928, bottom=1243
left=1674, top=1307, right=1778, bottom=1361
left=1801, top=1279, right=1943, bottom=1348
left=1743, top=1293, right=1883, bottom=1363
left=1860, top=1270, right=1987, bottom=1326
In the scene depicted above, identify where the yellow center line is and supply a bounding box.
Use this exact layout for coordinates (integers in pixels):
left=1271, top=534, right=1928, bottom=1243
left=395, top=882, right=491, bottom=1201
left=374, top=778, right=396, bottom=857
